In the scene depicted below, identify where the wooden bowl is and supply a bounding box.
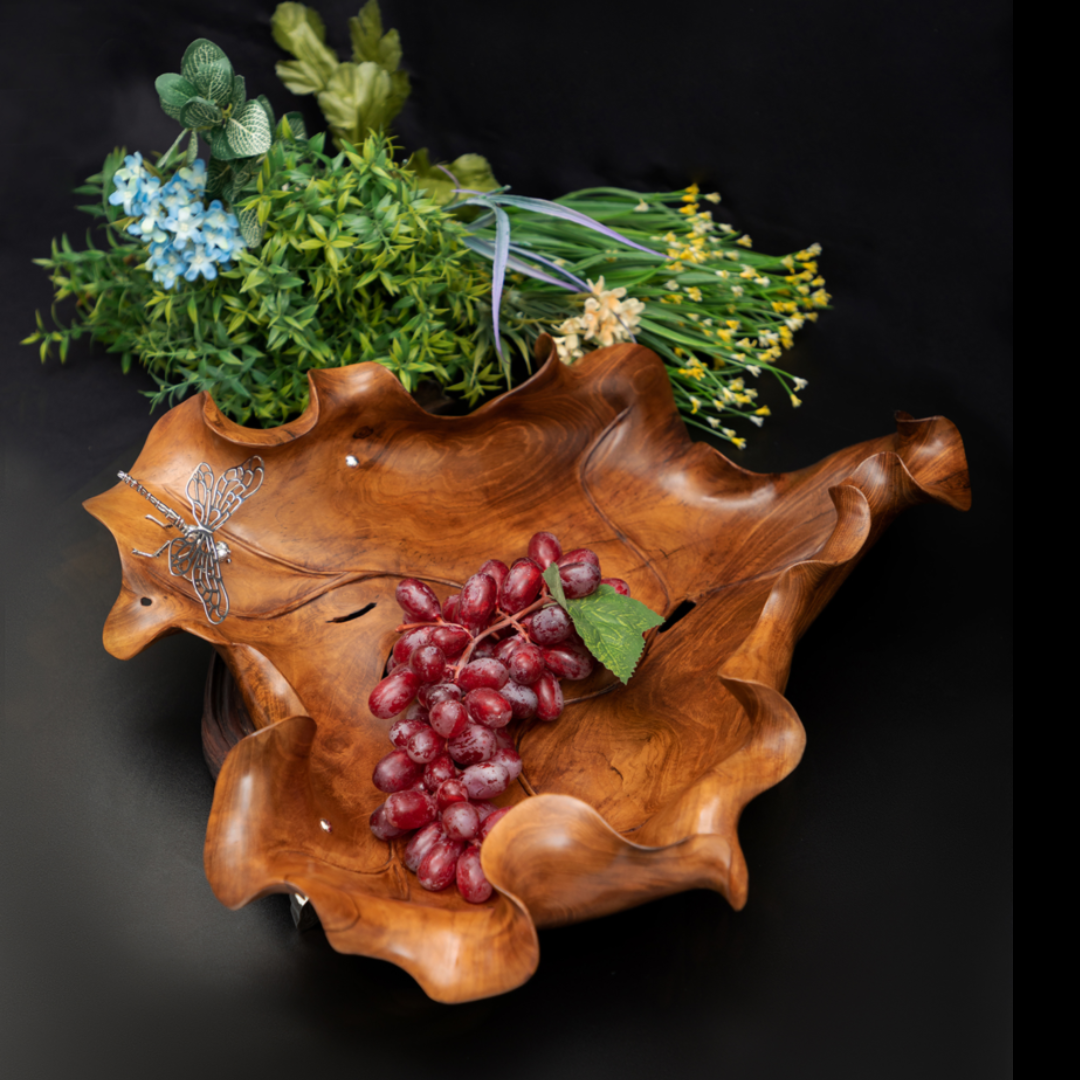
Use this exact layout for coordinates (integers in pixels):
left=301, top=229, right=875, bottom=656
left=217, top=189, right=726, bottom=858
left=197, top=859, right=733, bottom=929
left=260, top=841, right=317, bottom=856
left=84, top=338, right=970, bottom=1002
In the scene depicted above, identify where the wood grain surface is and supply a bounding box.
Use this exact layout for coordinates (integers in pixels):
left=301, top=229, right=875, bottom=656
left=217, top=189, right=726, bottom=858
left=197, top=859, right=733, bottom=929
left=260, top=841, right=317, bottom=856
left=84, top=336, right=970, bottom=1002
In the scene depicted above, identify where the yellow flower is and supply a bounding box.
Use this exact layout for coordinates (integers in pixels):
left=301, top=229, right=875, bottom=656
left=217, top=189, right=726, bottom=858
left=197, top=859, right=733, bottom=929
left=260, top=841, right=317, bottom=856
left=726, top=320, right=740, bottom=329
left=719, top=223, right=736, bottom=234
left=781, top=255, right=795, bottom=271
left=736, top=234, right=753, bottom=247
left=749, top=415, right=764, bottom=427
left=796, top=243, right=822, bottom=259
left=754, top=277, right=770, bottom=286
left=663, top=279, right=680, bottom=290
left=705, top=192, right=721, bottom=203
left=739, top=267, right=757, bottom=279
left=679, top=204, right=698, bottom=215
left=707, top=416, right=720, bottom=428
left=793, top=377, right=808, bottom=390
left=690, top=396, right=701, bottom=413
left=716, top=328, right=732, bottom=343
left=797, top=284, right=811, bottom=296
left=674, top=346, right=685, bottom=357
left=811, top=276, right=825, bottom=287
left=804, top=311, right=819, bottom=322
left=800, top=260, right=819, bottom=275
left=686, top=286, right=703, bottom=302
left=722, top=427, right=736, bottom=438
left=682, top=182, right=700, bottom=202
left=812, top=289, right=831, bottom=306
left=731, top=285, right=744, bottom=297
left=730, top=377, right=745, bottom=391
left=755, top=405, right=771, bottom=416
left=716, top=269, right=730, bottom=279
left=633, top=200, right=649, bottom=212
left=681, top=366, right=705, bottom=381
left=746, top=364, right=761, bottom=376
left=790, top=393, right=802, bottom=408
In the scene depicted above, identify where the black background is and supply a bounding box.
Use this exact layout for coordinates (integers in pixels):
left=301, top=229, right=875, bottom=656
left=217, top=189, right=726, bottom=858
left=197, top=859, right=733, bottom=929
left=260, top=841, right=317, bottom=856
left=2, top=2, right=1012, bottom=1077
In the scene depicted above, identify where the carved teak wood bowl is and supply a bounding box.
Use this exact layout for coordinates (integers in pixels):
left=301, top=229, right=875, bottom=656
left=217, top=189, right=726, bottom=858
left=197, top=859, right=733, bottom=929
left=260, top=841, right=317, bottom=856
left=84, top=339, right=970, bottom=1003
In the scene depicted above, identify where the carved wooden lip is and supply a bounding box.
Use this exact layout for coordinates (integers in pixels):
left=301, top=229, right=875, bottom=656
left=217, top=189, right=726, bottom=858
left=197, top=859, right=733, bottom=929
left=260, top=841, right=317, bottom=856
left=84, top=337, right=970, bottom=1003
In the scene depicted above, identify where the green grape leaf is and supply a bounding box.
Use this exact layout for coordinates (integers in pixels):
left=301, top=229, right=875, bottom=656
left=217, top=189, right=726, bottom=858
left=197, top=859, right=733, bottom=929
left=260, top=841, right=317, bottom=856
left=317, top=60, right=392, bottom=146
left=237, top=205, right=265, bottom=249
left=180, top=96, right=224, bottom=129
left=271, top=2, right=338, bottom=89
left=542, top=568, right=665, bottom=684
left=275, top=59, right=327, bottom=96
left=349, top=2, right=402, bottom=72
left=408, top=149, right=499, bottom=206
left=229, top=74, right=247, bottom=110
left=181, top=39, right=234, bottom=107
left=155, top=73, right=199, bottom=108
left=225, top=100, right=272, bottom=157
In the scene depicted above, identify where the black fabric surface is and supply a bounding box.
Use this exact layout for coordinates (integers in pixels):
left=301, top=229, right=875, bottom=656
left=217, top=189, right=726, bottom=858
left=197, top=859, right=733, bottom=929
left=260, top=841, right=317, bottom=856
left=2, top=2, right=1012, bottom=1077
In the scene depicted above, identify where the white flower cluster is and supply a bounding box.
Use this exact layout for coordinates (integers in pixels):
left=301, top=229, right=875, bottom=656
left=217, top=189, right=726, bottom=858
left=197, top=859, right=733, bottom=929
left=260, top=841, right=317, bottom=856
left=552, top=277, right=645, bottom=364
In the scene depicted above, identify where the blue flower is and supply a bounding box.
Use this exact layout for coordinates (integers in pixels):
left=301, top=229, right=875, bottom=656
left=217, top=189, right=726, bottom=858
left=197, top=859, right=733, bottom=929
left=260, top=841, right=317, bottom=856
left=183, top=244, right=219, bottom=282
left=177, top=158, right=207, bottom=193
left=108, top=152, right=151, bottom=216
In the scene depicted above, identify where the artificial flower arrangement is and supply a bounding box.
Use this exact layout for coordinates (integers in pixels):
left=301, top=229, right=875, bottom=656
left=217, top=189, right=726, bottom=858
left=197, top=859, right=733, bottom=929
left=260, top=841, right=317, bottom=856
left=26, top=1, right=829, bottom=446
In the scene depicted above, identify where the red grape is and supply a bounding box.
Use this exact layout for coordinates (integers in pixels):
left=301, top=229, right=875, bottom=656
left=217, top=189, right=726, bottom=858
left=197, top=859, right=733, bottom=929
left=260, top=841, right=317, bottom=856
left=499, top=558, right=543, bottom=614
left=369, top=669, right=420, bottom=719
left=373, top=749, right=424, bottom=793
left=369, top=802, right=408, bottom=841
left=559, top=547, right=600, bottom=569
left=423, top=682, right=462, bottom=709
left=404, top=822, right=443, bottom=872
left=601, top=577, right=630, bottom=596
left=395, top=578, right=442, bottom=622
left=447, top=723, right=496, bottom=765
left=541, top=643, right=595, bottom=681
left=405, top=726, right=446, bottom=765
left=495, top=635, right=524, bottom=664
left=442, top=801, right=481, bottom=841
left=528, top=531, right=562, bottom=569
left=443, top=594, right=460, bottom=622
left=471, top=639, right=498, bottom=660
left=490, top=746, right=523, bottom=782
left=409, top=644, right=447, bottom=684
left=456, top=843, right=494, bottom=903
left=500, top=681, right=538, bottom=720
left=559, top=561, right=601, bottom=599
left=456, top=658, right=509, bottom=691
left=436, top=778, right=469, bottom=811
left=429, top=699, right=468, bottom=739
left=459, top=572, right=497, bottom=630
left=417, top=836, right=465, bottom=892
left=479, top=806, right=511, bottom=841
left=389, top=717, right=428, bottom=749
left=394, top=627, right=434, bottom=666
left=478, top=559, right=510, bottom=591
left=464, top=688, right=512, bottom=729
left=461, top=761, right=511, bottom=800
left=535, top=671, right=564, bottom=721
left=421, top=753, right=456, bottom=792
left=384, top=789, right=437, bottom=831
left=531, top=605, right=572, bottom=645
left=431, top=624, right=471, bottom=657
left=508, top=642, right=545, bottom=685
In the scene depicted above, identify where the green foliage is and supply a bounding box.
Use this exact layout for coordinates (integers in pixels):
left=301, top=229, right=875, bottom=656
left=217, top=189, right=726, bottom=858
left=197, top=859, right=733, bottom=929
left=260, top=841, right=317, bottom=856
left=407, top=148, right=501, bottom=207
left=271, top=1, right=410, bottom=148
left=155, top=38, right=272, bottom=171
left=27, top=131, right=508, bottom=425
left=542, top=567, right=665, bottom=684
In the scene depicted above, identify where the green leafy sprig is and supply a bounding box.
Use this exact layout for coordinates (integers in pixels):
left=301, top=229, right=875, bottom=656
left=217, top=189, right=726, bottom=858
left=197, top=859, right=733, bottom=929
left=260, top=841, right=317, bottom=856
left=542, top=565, right=664, bottom=684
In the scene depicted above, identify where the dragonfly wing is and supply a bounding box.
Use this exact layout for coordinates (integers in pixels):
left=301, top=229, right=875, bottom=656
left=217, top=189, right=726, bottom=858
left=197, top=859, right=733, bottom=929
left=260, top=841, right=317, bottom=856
left=191, top=541, right=229, bottom=624
left=186, top=463, right=216, bottom=528
left=168, top=535, right=199, bottom=576
left=205, top=455, right=264, bottom=532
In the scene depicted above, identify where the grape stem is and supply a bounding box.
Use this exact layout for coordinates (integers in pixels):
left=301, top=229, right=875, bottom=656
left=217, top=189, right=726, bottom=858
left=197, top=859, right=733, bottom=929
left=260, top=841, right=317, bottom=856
left=452, top=592, right=551, bottom=672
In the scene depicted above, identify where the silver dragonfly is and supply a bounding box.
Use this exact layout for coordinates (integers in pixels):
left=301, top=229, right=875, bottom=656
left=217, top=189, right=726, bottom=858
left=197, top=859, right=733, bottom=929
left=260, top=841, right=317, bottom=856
left=117, top=456, right=264, bottom=624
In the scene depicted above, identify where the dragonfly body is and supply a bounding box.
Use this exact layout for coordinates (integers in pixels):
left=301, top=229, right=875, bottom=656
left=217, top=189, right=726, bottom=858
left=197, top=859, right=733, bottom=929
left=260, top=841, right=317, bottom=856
left=118, top=456, right=264, bottom=624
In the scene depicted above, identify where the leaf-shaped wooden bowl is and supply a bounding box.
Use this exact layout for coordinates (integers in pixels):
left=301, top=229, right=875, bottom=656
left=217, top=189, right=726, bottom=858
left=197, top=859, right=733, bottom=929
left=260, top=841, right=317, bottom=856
left=84, top=338, right=970, bottom=1003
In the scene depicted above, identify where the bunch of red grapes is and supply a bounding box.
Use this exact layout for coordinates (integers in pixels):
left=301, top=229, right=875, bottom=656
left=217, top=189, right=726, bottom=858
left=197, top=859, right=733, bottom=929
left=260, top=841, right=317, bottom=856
left=367, top=530, right=630, bottom=902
